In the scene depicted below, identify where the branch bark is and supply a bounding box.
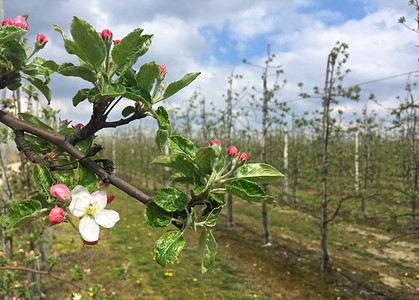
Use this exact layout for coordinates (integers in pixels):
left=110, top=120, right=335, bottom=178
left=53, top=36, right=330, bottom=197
left=0, top=109, right=152, bottom=205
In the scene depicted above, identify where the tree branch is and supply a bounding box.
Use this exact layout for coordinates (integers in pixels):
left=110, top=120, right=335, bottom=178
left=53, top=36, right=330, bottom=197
left=0, top=109, right=152, bottom=205
left=0, top=266, right=103, bottom=297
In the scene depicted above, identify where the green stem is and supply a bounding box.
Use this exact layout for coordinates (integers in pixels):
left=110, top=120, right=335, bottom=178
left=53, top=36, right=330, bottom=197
left=65, top=215, right=79, bottom=233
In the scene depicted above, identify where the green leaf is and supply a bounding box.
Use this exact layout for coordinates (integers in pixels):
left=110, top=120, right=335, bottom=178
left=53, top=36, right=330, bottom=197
left=199, top=228, right=217, bottom=273
left=0, top=25, right=27, bottom=45
left=226, top=179, right=275, bottom=204
left=195, top=146, right=224, bottom=174
left=0, top=199, right=42, bottom=228
left=154, top=106, right=171, bottom=152
left=25, top=76, right=51, bottom=103
left=102, top=83, right=126, bottom=97
left=53, top=24, right=92, bottom=69
left=169, top=171, right=194, bottom=185
left=168, top=135, right=197, bottom=158
left=75, top=136, right=93, bottom=155
left=54, top=169, right=74, bottom=190
left=144, top=202, right=172, bottom=228
left=73, top=88, right=90, bottom=106
left=78, top=163, right=97, bottom=193
left=154, top=231, right=185, bottom=267
left=58, top=64, right=97, bottom=84
left=122, top=106, right=135, bottom=117
left=87, top=88, right=101, bottom=103
left=19, top=113, right=54, bottom=132
left=123, top=86, right=152, bottom=106
left=234, top=163, right=284, bottom=183
left=152, top=154, right=198, bottom=177
left=34, top=164, right=54, bottom=195
left=111, top=28, right=143, bottom=65
left=42, top=60, right=59, bottom=73
left=3, top=41, right=26, bottom=69
left=204, top=206, right=223, bottom=227
left=136, top=61, right=160, bottom=92
left=162, top=72, right=200, bottom=100
left=24, top=134, right=47, bottom=153
left=114, top=33, right=153, bottom=77
left=152, top=188, right=188, bottom=212
left=70, top=17, right=106, bottom=71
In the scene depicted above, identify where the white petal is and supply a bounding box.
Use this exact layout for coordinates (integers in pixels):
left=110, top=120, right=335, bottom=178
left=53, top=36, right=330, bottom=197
left=69, top=185, right=92, bottom=217
left=94, top=209, right=120, bottom=228
left=91, top=190, right=107, bottom=210
left=79, top=217, right=99, bottom=242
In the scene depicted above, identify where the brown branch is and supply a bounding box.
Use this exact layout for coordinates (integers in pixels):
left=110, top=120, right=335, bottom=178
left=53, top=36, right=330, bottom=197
left=380, top=230, right=419, bottom=248
left=0, top=266, right=103, bottom=297
left=14, top=130, right=52, bottom=167
left=103, top=112, right=147, bottom=128
left=324, top=194, right=354, bottom=225
left=0, top=109, right=152, bottom=205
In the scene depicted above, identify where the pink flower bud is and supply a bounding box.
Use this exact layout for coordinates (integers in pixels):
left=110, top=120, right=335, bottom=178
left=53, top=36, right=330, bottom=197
left=101, top=29, right=112, bottom=40
left=210, top=139, right=220, bottom=146
left=13, top=16, right=28, bottom=30
left=36, top=34, right=47, bottom=45
left=74, top=123, right=84, bottom=129
left=50, top=184, right=70, bottom=201
left=99, top=180, right=110, bottom=187
left=1, top=18, right=12, bottom=26
left=114, top=39, right=120, bottom=45
left=48, top=207, right=64, bottom=225
left=83, top=239, right=99, bottom=245
left=227, top=146, right=238, bottom=156
left=159, top=64, right=166, bottom=76
left=9, top=96, right=15, bottom=103
left=122, top=263, right=126, bottom=267
left=107, top=194, right=115, bottom=204
left=239, top=153, right=248, bottom=161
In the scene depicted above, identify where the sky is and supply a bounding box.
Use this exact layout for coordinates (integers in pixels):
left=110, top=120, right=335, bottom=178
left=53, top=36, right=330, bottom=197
left=3, top=0, right=418, bottom=132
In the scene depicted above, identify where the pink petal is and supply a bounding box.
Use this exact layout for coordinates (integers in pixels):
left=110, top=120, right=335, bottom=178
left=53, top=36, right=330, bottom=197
left=69, top=185, right=91, bottom=217
left=79, top=217, right=99, bottom=242
left=94, top=209, right=120, bottom=228
left=91, top=190, right=107, bottom=210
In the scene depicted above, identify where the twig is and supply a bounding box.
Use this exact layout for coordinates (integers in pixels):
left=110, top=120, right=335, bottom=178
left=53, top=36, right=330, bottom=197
left=0, top=266, right=103, bottom=297
left=380, top=230, right=419, bottom=248
left=324, top=194, right=354, bottom=225
left=0, top=109, right=152, bottom=205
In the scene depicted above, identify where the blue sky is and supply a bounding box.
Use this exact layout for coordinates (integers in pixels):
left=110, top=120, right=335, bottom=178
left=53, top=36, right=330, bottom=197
left=3, top=0, right=417, bottom=129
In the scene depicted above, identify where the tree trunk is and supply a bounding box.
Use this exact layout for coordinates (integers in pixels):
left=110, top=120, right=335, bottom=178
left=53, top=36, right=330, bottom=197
left=283, top=130, right=289, bottom=203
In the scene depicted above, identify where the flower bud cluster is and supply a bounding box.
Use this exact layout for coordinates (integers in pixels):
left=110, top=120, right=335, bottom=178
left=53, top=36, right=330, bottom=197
left=1, top=16, right=28, bottom=29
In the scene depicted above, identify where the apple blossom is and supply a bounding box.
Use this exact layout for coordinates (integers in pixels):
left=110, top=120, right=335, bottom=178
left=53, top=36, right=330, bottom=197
left=13, top=16, right=28, bottom=30
left=107, top=194, right=115, bottom=204
left=50, top=184, right=70, bottom=201
left=49, top=207, right=64, bottom=225
left=74, top=123, right=84, bottom=129
left=72, top=293, right=81, bottom=300
left=240, top=153, right=248, bottom=161
left=99, top=180, right=110, bottom=187
left=159, top=64, right=166, bottom=76
left=101, top=29, right=112, bottom=40
left=210, top=139, right=220, bottom=146
left=35, top=34, right=47, bottom=46
left=1, top=18, right=12, bottom=26
left=69, top=185, right=120, bottom=243
left=227, top=146, right=238, bottom=156
left=83, top=239, right=99, bottom=245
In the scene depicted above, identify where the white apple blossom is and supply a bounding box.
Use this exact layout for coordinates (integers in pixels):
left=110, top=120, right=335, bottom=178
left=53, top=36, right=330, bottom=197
left=69, top=185, right=120, bottom=243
